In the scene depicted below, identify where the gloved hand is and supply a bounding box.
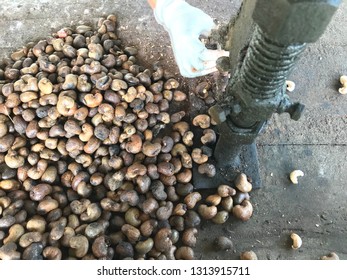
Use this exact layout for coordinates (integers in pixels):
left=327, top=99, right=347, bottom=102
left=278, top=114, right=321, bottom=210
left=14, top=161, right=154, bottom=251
left=152, top=0, right=229, bottom=78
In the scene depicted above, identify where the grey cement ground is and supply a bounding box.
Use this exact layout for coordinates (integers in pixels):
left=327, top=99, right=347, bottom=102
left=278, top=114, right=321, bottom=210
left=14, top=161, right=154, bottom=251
left=1, top=0, right=346, bottom=260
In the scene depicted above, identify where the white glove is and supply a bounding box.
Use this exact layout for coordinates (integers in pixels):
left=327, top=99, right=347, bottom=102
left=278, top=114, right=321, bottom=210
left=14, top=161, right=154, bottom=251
left=154, top=0, right=229, bottom=78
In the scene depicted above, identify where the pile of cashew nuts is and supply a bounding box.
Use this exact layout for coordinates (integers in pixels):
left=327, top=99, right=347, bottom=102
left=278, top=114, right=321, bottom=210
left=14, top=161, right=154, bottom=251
left=0, top=14, right=256, bottom=260
left=0, top=14, right=341, bottom=261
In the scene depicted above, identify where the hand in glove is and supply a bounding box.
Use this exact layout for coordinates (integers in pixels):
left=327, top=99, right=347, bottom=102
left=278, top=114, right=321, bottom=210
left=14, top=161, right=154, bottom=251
left=150, top=0, right=229, bottom=78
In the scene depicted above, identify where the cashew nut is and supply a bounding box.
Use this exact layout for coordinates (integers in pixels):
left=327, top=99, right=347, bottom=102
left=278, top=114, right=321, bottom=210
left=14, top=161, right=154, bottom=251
left=195, top=81, right=210, bottom=99
left=182, top=228, right=198, bottom=247
left=170, top=111, right=185, bottom=123
left=142, top=141, right=162, bottom=157
left=214, top=236, right=233, bottom=251
left=176, top=168, right=192, bottom=183
left=69, top=235, right=89, bottom=258
left=201, top=129, right=216, bottom=145
left=57, top=95, right=77, bottom=116
left=115, top=241, right=134, bottom=259
left=0, top=243, right=21, bottom=260
left=289, top=170, right=304, bottom=184
left=338, top=75, right=347, bottom=94
left=38, top=77, right=53, bottom=95
left=156, top=201, right=173, bottom=220
left=217, top=184, right=236, bottom=197
left=286, top=80, right=295, bottom=92
left=27, top=159, right=48, bottom=180
left=221, top=196, right=234, bottom=212
left=5, top=149, right=25, bottom=169
left=211, top=210, right=229, bottom=224
left=182, top=131, right=194, bottom=147
left=173, top=121, right=189, bottom=136
left=198, top=204, right=218, bottom=220
left=191, top=148, right=208, bottom=164
left=290, top=233, right=302, bottom=249
left=140, top=219, right=158, bottom=237
left=173, top=203, right=187, bottom=216
left=43, top=246, right=62, bottom=260
left=3, top=224, right=25, bottom=244
left=205, top=194, right=222, bottom=206
left=235, top=173, right=252, bottom=193
left=125, top=207, right=141, bottom=227
left=171, top=143, right=187, bottom=157
left=154, top=227, right=172, bottom=252
left=232, top=200, right=253, bottom=221
left=240, top=250, right=258, bottom=260
left=135, top=238, right=154, bottom=255
left=192, top=114, right=211, bottom=129
left=125, top=134, right=142, bottom=154
left=184, top=192, right=202, bottom=209
left=198, top=163, right=216, bottom=177
left=320, top=252, right=339, bottom=260
left=181, top=152, right=193, bottom=169
left=175, top=246, right=194, bottom=260
left=83, top=90, right=103, bottom=108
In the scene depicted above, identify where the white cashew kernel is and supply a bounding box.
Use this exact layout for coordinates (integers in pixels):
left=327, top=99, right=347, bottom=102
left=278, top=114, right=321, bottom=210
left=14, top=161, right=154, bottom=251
left=290, top=233, right=302, bottom=249
left=289, top=170, right=304, bottom=184
left=338, top=75, right=347, bottom=94
left=286, top=80, right=295, bottom=92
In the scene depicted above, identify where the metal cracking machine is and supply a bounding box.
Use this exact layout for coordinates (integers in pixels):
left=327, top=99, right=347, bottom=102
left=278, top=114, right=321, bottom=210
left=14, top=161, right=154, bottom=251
left=194, top=0, right=341, bottom=189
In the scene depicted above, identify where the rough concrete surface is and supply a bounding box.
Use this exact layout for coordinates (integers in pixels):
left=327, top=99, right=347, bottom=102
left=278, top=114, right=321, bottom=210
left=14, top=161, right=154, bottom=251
left=0, top=0, right=346, bottom=260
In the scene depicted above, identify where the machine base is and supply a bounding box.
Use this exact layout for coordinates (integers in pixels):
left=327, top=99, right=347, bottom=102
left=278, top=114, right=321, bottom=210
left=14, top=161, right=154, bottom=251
left=192, top=143, right=261, bottom=189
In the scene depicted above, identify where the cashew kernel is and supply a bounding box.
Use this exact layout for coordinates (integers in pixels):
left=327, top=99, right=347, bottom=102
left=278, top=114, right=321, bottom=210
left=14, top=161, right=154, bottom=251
left=289, top=170, right=304, bottom=184
left=290, top=233, right=302, bottom=249
left=285, top=80, right=295, bottom=92
left=338, top=75, right=347, bottom=94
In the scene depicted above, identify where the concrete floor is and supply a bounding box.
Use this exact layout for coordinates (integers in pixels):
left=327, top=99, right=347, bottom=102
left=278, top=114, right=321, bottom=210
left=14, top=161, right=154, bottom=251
left=0, top=0, right=346, bottom=260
